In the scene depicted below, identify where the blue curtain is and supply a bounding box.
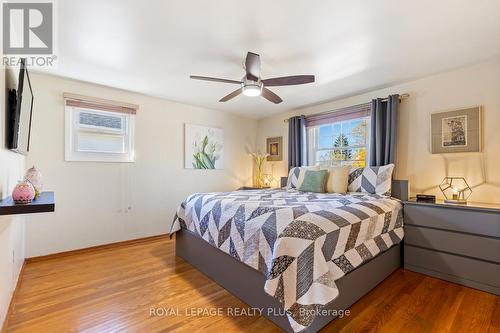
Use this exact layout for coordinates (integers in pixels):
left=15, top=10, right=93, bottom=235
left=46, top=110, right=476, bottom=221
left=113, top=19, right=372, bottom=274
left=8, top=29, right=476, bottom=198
left=369, top=95, right=399, bottom=166
left=288, top=115, right=306, bottom=170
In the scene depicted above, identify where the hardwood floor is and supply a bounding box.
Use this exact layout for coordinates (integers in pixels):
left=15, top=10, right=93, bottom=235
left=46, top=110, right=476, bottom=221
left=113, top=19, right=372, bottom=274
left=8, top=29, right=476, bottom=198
left=4, top=236, right=499, bottom=333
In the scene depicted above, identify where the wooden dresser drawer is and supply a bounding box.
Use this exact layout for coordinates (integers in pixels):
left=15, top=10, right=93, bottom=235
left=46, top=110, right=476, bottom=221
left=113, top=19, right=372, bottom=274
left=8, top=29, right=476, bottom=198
left=405, top=224, right=500, bottom=263
left=404, top=205, right=500, bottom=238
left=404, top=245, right=500, bottom=294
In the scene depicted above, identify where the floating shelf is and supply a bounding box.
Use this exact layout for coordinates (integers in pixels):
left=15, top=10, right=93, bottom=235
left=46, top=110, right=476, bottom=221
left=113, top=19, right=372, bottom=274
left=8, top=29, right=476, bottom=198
left=0, top=192, right=55, bottom=216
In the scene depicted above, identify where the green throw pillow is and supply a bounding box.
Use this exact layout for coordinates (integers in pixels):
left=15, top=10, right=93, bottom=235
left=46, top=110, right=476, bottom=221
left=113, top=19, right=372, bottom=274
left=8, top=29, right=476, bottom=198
left=298, top=170, right=328, bottom=193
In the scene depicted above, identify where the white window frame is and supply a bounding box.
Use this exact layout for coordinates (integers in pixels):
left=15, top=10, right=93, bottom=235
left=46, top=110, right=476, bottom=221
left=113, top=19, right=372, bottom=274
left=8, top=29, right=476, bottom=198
left=65, top=106, right=135, bottom=162
left=307, top=116, right=370, bottom=167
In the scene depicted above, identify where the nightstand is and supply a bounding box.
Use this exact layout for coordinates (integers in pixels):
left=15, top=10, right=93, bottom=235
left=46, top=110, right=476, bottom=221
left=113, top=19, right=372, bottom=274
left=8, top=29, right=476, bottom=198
left=238, top=186, right=271, bottom=190
left=403, top=199, right=500, bottom=295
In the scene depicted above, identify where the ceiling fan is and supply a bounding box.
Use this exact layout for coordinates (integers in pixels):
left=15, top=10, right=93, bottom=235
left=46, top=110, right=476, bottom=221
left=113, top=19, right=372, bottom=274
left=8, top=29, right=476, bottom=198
left=190, top=52, right=315, bottom=104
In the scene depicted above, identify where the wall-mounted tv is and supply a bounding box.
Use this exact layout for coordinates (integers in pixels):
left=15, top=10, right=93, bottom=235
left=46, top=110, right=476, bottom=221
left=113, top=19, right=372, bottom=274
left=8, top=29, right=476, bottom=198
left=8, top=58, right=34, bottom=155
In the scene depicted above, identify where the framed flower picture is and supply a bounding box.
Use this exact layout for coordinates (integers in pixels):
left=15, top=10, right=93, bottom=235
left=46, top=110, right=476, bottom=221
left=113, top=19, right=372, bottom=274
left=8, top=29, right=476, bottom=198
left=431, top=106, right=481, bottom=153
left=185, top=124, right=224, bottom=169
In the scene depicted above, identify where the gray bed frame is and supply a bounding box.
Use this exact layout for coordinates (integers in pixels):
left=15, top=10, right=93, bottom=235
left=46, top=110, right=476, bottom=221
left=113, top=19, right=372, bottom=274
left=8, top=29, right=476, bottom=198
left=175, top=180, right=408, bottom=333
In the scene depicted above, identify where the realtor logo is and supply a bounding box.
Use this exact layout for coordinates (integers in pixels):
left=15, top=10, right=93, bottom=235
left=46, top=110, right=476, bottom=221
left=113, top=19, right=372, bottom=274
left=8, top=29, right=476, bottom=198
left=2, top=2, right=53, bottom=54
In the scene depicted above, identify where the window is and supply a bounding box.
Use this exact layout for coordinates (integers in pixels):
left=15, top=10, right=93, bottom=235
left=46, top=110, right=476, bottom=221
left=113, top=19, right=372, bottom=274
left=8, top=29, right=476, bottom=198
left=64, top=94, right=136, bottom=162
left=308, top=116, right=370, bottom=167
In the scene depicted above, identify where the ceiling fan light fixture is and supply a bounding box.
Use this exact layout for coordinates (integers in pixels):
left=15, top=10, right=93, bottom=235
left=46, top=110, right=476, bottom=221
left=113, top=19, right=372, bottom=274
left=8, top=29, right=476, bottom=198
left=242, top=84, right=262, bottom=97
left=190, top=51, right=314, bottom=103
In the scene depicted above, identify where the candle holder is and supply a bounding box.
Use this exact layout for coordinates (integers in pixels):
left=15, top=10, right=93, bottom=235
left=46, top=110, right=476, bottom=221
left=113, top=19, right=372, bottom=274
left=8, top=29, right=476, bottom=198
left=439, top=177, right=472, bottom=204
left=262, top=174, right=273, bottom=187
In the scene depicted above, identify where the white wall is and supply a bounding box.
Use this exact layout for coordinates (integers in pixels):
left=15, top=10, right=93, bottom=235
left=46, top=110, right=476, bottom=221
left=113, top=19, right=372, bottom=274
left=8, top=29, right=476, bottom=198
left=257, top=57, right=500, bottom=204
left=25, top=73, right=257, bottom=257
left=0, top=67, right=26, bottom=328
left=14, top=57, right=500, bottom=260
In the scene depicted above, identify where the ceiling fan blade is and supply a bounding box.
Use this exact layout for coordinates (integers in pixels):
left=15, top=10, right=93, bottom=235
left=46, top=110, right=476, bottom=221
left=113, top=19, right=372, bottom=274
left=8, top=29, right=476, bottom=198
left=262, top=75, right=315, bottom=87
left=219, top=88, right=243, bottom=102
left=245, top=52, right=260, bottom=81
left=261, top=88, right=283, bottom=104
left=190, top=75, right=242, bottom=84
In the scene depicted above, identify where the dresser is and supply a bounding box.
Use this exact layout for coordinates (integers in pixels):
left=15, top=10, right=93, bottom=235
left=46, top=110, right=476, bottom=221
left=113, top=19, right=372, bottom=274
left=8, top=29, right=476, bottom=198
left=403, top=199, right=500, bottom=295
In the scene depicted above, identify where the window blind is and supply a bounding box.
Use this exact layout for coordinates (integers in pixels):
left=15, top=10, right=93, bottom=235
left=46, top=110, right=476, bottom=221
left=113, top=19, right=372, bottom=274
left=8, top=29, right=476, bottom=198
left=63, top=93, right=139, bottom=115
left=305, top=103, right=371, bottom=127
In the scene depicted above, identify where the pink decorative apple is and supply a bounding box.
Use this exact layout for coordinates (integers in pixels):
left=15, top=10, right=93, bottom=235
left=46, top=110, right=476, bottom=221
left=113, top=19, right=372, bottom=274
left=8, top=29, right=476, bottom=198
left=12, top=180, right=36, bottom=204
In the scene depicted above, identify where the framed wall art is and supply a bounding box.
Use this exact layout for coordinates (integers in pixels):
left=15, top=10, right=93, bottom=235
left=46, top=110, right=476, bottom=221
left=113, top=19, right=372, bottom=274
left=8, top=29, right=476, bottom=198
left=430, top=106, right=481, bottom=154
left=266, top=136, right=283, bottom=161
left=185, top=124, right=224, bottom=169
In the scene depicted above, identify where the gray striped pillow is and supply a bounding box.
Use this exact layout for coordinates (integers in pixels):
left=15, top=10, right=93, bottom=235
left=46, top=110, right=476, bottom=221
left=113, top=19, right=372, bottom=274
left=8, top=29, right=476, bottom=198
left=347, top=164, right=395, bottom=195
left=286, top=166, right=320, bottom=189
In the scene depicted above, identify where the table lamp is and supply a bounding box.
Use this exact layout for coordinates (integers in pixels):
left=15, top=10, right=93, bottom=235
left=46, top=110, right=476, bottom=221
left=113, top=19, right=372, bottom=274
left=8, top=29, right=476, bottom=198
left=439, top=177, right=472, bottom=204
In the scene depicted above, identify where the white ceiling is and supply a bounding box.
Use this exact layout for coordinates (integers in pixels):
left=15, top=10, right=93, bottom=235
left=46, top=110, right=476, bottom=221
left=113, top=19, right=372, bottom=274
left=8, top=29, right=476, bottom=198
left=41, top=0, right=500, bottom=118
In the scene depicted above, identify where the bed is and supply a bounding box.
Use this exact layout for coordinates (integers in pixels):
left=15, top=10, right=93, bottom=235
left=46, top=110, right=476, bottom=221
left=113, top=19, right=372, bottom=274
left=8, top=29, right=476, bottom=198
left=170, top=180, right=408, bottom=333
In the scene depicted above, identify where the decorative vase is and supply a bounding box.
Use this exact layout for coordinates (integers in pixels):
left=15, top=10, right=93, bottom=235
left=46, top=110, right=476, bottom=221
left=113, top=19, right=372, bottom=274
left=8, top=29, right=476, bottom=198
left=255, top=162, right=264, bottom=188
left=12, top=180, right=36, bottom=204
left=24, top=165, right=43, bottom=198
left=251, top=152, right=269, bottom=188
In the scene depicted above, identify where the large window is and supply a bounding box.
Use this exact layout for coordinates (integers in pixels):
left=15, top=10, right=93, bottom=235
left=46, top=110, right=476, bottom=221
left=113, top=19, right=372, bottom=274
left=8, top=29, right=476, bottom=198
left=308, top=117, right=369, bottom=167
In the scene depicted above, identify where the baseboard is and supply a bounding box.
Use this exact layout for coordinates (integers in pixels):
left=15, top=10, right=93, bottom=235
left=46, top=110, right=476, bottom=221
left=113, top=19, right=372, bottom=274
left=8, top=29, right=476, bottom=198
left=26, top=234, right=169, bottom=263
left=1, top=260, right=26, bottom=333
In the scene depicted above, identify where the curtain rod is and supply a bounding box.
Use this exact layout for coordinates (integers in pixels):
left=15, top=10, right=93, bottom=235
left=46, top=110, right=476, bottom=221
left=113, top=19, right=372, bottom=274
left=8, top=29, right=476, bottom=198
left=283, top=93, right=409, bottom=123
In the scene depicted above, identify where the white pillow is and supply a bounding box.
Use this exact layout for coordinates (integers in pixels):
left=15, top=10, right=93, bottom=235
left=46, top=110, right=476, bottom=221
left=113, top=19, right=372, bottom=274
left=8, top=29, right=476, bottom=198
left=286, top=165, right=320, bottom=189
left=321, top=166, right=350, bottom=194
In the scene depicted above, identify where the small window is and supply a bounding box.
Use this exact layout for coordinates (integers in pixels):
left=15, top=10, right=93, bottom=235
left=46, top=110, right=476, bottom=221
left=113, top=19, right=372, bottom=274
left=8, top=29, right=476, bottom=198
left=64, top=94, right=136, bottom=162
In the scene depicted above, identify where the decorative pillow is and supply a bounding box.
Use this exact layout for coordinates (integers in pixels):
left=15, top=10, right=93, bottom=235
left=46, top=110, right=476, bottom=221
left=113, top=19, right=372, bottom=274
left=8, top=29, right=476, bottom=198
left=286, top=165, right=320, bottom=189
left=322, top=166, right=350, bottom=194
left=298, top=170, right=328, bottom=193
left=347, top=164, right=395, bottom=195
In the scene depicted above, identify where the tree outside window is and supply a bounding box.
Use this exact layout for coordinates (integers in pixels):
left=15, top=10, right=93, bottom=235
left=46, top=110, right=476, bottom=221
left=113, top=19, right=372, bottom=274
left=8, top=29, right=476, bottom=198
left=310, top=118, right=369, bottom=167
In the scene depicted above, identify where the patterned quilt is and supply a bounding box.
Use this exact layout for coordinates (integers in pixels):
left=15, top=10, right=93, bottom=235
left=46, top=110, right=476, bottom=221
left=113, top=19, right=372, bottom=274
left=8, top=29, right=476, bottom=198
left=170, top=189, right=403, bottom=332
